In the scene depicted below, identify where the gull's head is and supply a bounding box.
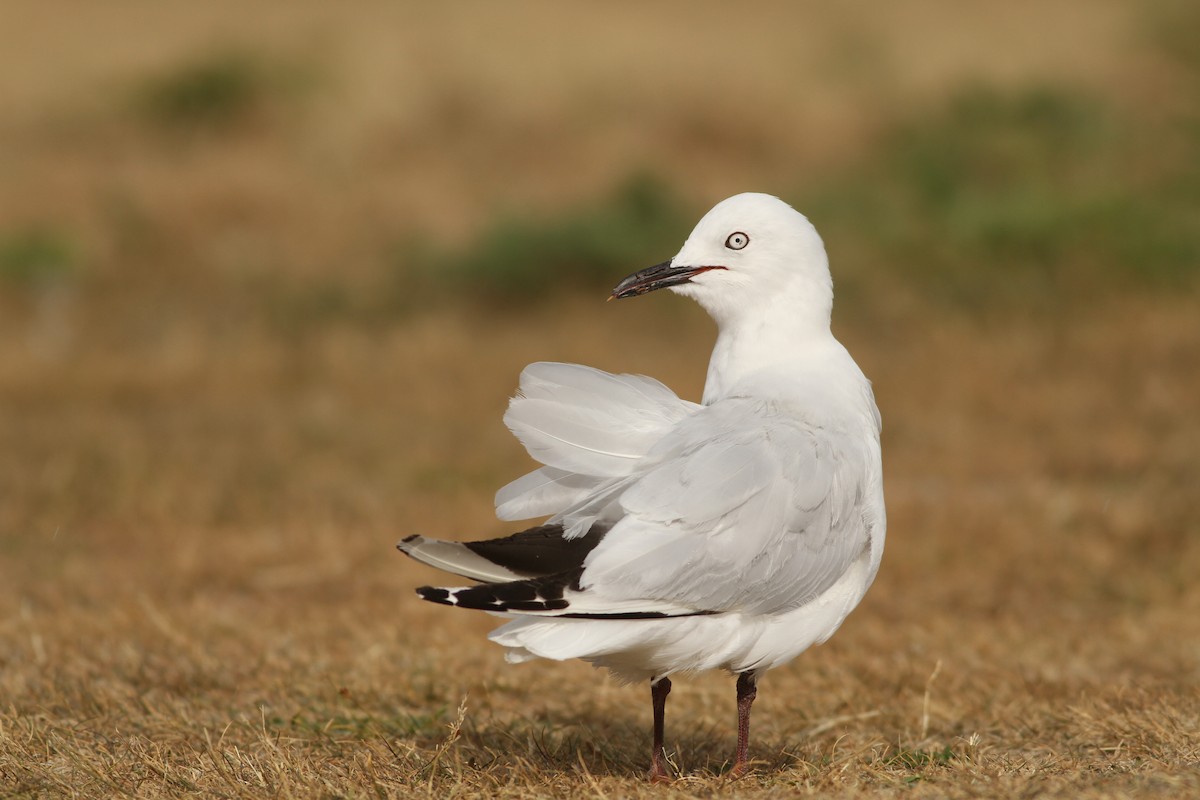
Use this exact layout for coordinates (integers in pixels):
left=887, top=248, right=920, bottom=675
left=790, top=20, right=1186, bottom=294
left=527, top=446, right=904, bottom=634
left=611, top=193, right=832, bottom=328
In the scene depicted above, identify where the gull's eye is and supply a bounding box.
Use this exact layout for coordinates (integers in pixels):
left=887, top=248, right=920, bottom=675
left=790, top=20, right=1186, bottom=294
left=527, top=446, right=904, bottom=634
left=725, top=231, right=749, bottom=250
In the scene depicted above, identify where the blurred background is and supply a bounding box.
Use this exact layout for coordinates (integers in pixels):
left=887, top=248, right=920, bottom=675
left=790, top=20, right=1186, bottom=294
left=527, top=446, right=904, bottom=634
left=1, top=0, right=1198, bottom=792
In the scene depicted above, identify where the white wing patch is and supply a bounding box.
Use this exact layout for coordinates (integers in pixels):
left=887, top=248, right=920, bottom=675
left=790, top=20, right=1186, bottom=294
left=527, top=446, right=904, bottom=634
left=494, top=466, right=605, bottom=521
left=496, top=362, right=700, bottom=526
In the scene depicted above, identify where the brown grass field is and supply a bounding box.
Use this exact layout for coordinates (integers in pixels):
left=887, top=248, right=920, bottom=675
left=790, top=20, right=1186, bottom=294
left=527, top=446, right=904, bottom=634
left=1, top=2, right=1198, bottom=798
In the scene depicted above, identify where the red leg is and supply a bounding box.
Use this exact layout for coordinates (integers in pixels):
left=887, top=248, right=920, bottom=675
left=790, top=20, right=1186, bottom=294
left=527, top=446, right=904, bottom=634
left=730, top=671, right=758, bottom=777
left=648, top=676, right=673, bottom=783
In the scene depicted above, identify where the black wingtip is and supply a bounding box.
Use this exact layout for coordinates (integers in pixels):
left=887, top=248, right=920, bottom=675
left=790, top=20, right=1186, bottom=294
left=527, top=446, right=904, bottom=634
left=416, top=586, right=453, bottom=605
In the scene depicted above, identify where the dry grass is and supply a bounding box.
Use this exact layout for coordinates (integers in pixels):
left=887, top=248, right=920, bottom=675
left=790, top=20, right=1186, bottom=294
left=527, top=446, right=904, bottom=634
left=2, top=2, right=1199, bottom=798
left=1, top=297, right=1197, bottom=798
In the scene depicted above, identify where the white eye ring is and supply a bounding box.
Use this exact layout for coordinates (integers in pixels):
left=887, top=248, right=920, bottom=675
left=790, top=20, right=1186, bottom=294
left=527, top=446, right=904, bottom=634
left=725, top=231, right=749, bottom=250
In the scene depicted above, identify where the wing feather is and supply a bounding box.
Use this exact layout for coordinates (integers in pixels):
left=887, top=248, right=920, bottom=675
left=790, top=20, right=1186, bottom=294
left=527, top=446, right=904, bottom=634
left=497, top=362, right=700, bottom=512
left=579, top=400, right=872, bottom=615
left=494, top=467, right=607, bottom=521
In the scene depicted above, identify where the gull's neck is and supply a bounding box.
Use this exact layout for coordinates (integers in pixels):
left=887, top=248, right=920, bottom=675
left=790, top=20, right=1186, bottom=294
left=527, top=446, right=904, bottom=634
left=701, top=284, right=837, bottom=405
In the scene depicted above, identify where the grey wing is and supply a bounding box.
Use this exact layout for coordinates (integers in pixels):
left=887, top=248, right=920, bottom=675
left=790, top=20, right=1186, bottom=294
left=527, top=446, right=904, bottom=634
left=577, top=400, right=875, bottom=615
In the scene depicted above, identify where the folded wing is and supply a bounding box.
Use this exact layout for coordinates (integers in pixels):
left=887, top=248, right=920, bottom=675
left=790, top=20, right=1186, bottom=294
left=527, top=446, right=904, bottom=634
left=578, top=399, right=875, bottom=616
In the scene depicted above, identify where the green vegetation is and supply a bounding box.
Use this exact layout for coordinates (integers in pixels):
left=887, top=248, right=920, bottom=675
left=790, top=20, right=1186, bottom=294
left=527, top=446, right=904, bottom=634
left=134, top=49, right=309, bottom=134
left=810, top=84, right=1200, bottom=307
left=0, top=227, right=76, bottom=287
left=419, top=175, right=689, bottom=300
left=429, top=83, right=1198, bottom=308
left=887, top=745, right=958, bottom=771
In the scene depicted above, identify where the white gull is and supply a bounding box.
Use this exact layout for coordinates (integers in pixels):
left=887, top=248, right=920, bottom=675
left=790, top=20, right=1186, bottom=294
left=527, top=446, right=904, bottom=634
left=398, top=192, right=885, bottom=780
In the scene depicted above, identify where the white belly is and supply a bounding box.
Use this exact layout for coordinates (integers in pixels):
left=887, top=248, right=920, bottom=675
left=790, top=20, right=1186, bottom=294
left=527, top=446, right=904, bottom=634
left=489, top=551, right=875, bottom=683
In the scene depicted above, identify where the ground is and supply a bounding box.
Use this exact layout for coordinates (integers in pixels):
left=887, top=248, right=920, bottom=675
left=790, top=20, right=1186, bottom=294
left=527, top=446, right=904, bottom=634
left=1, top=3, right=1198, bottom=798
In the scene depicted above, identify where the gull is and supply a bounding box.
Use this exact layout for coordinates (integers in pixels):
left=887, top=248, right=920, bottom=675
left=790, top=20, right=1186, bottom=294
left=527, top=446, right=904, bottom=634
left=397, top=193, right=885, bottom=781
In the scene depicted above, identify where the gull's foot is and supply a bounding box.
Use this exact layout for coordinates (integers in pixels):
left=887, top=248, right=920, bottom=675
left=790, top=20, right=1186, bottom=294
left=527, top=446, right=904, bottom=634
left=647, top=765, right=674, bottom=784
left=727, top=761, right=754, bottom=780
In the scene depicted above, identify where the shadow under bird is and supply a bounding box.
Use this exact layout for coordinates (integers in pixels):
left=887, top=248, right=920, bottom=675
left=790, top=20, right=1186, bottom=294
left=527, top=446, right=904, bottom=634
left=398, top=192, right=885, bottom=781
